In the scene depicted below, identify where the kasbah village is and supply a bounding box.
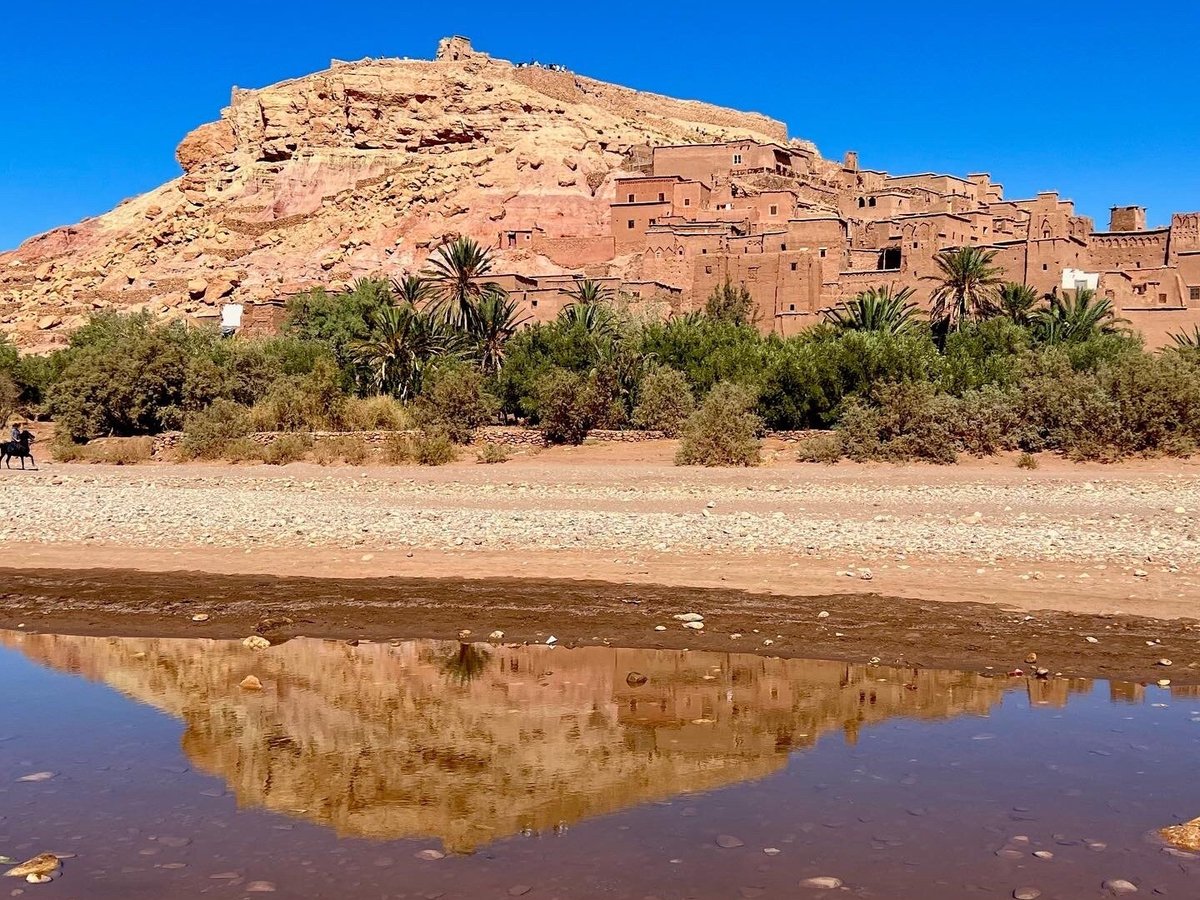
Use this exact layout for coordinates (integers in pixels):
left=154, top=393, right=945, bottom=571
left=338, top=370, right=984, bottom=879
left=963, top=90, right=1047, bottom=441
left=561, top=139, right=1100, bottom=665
left=2, top=29, right=1200, bottom=899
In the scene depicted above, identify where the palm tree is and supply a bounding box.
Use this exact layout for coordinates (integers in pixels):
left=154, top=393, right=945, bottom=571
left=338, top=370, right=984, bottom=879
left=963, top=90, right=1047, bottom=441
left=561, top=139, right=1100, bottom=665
left=823, top=286, right=921, bottom=335
left=928, top=247, right=1004, bottom=331
left=423, top=237, right=498, bottom=328
left=1032, top=287, right=1127, bottom=344
left=559, top=278, right=617, bottom=336
left=996, top=282, right=1040, bottom=326
left=463, top=287, right=529, bottom=375
left=391, top=274, right=435, bottom=307
left=1169, top=325, right=1200, bottom=350
left=350, top=304, right=463, bottom=399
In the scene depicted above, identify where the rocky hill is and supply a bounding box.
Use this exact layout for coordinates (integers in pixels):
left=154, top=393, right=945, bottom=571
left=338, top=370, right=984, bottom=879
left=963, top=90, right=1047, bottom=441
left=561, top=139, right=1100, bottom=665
left=0, top=36, right=791, bottom=349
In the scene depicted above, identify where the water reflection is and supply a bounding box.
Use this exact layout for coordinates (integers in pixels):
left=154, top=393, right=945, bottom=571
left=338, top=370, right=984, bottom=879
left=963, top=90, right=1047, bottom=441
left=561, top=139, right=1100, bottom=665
left=2, top=632, right=1090, bottom=853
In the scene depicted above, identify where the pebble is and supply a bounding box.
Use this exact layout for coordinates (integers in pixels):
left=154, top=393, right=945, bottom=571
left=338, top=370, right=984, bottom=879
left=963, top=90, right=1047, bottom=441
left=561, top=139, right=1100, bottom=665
left=683, top=621, right=704, bottom=630
left=673, top=613, right=705, bottom=622
left=488, top=630, right=505, bottom=641
left=239, top=675, right=263, bottom=691
left=817, top=611, right=830, bottom=619
left=800, top=877, right=843, bottom=889
left=246, top=882, right=276, bottom=893
left=1013, top=890, right=1041, bottom=900
left=241, top=636, right=270, bottom=651
left=1102, top=880, right=1138, bottom=895
left=414, top=850, right=445, bottom=861
left=16, top=772, right=56, bottom=783
left=1156, top=659, right=1172, bottom=666
left=1033, top=850, right=1054, bottom=860
left=1085, top=636, right=1099, bottom=643
left=715, top=835, right=745, bottom=849
left=508, top=886, right=532, bottom=897
left=762, top=847, right=781, bottom=856
left=191, top=613, right=210, bottom=622
left=654, top=625, right=667, bottom=632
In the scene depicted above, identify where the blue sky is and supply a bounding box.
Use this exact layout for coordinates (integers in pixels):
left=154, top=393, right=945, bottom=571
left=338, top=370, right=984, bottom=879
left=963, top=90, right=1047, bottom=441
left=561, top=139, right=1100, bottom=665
left=2, top=1, right=1197, bottom=250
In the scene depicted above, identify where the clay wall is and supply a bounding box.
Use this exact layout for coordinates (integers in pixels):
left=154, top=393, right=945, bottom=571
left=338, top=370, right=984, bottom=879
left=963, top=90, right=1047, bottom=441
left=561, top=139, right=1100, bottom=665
left=1086, top=230, right=1169, bottom=271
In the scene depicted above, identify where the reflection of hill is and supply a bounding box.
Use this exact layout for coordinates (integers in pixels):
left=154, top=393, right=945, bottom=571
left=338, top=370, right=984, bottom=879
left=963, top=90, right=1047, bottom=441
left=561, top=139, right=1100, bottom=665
left=2, top=632, right=1063, bottom=852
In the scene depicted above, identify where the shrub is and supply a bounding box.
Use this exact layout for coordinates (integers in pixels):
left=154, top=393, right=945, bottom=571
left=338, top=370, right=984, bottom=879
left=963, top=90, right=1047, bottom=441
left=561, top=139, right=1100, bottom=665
left=248, top=359, right=347, bottom=432
left=675, top=383, right=762, bottom=467
left=222, top=438, right=264, bottom=463
left=313, top=436, right=370, bottom=466
left=795, top=431, right=844, bottom=464
left=90, top=437, right=154, bottom=465
left=179, top=399, right=252, bottom=460
left=342, top=395, right=410, bottom=431
left=261, top=433, right=312, bottom=465
left=383, top=433, right=413, bottom=465
left=632, top=367, right=695, bottom=436
left=533, top=368, right=600, bottom=445
left=837, top=383, right=960, bottom=464
left=476, top=441, right=510, bottom=464
left=411, top=427, right=457, bottom=465
left=50, top=436, right=86, bottom=462
left=414, top=366, right=498, bottom=444
left=1017, top=452, right=1039, bottom=470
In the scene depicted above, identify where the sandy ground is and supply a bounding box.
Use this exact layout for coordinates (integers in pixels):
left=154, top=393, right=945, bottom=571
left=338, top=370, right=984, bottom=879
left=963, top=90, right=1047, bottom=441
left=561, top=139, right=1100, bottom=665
left=1, top=440, right=1198, bottom=679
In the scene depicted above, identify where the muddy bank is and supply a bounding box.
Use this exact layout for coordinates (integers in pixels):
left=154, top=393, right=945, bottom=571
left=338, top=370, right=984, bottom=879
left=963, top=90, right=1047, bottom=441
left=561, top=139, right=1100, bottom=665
left=2, top=567, right=1197, bottom=684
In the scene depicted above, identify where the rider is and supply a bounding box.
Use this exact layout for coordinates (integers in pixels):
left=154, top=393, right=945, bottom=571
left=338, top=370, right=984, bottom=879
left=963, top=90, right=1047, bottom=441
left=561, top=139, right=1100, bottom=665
left=8, top=422, right=20, bottom=444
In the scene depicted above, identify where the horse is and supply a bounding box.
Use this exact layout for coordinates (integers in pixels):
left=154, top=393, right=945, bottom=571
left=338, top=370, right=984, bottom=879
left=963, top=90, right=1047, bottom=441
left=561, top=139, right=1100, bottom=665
left=0, top=430, right=36, bottom=470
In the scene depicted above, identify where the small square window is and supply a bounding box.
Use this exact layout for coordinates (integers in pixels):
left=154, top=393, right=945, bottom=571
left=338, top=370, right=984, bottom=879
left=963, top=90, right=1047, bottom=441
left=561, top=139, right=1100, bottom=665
left=658, top=192, right=665, bottom=202
left=684, top=198, right=691, bottom=207
left=1042, top=263, right=1048, bottom=270
left=627, top=193, right=635, bottom=203
left=789, top=304, right=795, bottom=311
left=790, top=262, right=798, bottom=271
left=819, top=248, right=827, bottom=258
left=733, top=153, right=743, bottom=165
left=780, top=243, right=787, bottom=251
left=1190, top=286, right=1200, bottom=301
left=769, top=205, right=778, bottom=216
left=705, top=265, right=713, bottom=274
left=628, top=220, right=635, bottom=229
left=531, top=300, right=538, bottom=308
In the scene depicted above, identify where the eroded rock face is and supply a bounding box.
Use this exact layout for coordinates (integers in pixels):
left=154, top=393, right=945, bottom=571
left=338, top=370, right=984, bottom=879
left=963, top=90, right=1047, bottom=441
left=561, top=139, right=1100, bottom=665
left=0, top=37, right=786, bottom=350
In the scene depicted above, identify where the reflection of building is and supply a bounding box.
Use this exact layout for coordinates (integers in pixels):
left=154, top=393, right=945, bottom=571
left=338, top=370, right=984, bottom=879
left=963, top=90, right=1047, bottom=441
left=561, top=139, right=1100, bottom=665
left=8, top=633, right=1022, bottom=853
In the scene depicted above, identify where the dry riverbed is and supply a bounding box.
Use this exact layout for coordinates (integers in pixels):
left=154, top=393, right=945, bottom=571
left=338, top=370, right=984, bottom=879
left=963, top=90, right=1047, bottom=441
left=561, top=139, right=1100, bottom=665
left=1, top=441, right=1199, bottom=681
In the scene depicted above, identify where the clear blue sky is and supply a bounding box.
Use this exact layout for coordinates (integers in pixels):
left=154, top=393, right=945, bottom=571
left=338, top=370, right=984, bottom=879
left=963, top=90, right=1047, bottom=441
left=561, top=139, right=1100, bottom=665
left=2, top=1, right=1197, bottom=251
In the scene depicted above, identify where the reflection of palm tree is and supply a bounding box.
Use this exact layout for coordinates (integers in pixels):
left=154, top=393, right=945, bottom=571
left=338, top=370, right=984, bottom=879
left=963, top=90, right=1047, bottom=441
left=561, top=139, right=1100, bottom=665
left=441, top=643, right=492, bottom=685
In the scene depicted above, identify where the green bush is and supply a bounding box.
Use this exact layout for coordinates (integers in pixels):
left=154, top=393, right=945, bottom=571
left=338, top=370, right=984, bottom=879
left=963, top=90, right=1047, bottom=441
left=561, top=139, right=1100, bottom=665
left=632, top=367, right=694, bottom=436
left=383, top=433, right=413, bottom=465
left=179, top=399, right=252, bottom=460
left=675, top=383, right=762, bottom=467
left=248, top=358, right=347, bottom=432
left=795, top=431, right=844, bottom=464
left=533, top=368, right=600, bottom=445
left=261, top=433, right=313, bottom=465
left=476, top=441, right=510, bottom=464
left=1017, top=452, right=1039, bottom=470
left=414, top=365, right=498, bottom=444
left=342, top=395, right=410, bottom=431
left=837, top=383, right=959, bottom=464
left=411, top=427, right=458, bottom=465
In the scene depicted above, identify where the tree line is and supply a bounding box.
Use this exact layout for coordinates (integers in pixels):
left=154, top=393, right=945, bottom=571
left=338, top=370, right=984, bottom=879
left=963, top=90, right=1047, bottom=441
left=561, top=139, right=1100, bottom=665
left=3, top=237, right=1200, bottom=466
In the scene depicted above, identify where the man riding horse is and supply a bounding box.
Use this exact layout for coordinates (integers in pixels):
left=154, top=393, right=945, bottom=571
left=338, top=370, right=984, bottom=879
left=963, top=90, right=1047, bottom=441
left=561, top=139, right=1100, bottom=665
left=1, top=423, right=36, bottom=470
